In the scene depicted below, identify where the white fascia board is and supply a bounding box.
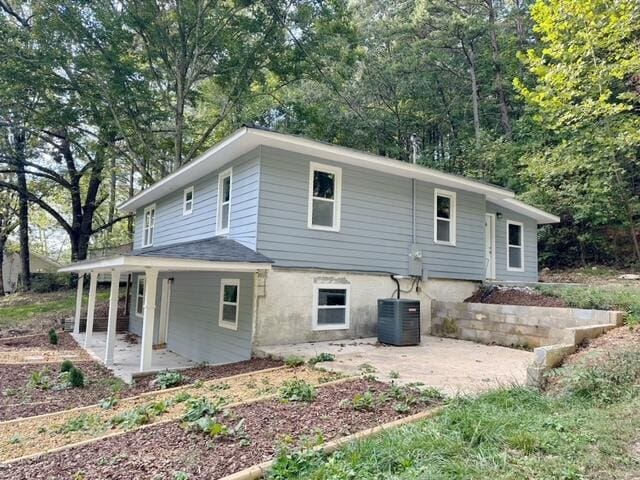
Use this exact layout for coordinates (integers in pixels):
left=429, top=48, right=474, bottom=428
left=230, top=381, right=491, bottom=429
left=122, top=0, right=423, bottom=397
left=58, top=255, right=272, bottom=273
left=497, top=198, right=560, bottom=224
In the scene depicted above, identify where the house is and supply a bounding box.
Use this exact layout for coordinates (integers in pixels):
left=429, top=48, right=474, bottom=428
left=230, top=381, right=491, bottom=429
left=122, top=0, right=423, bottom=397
left=60, top=127, right=559, bottom=373
left=3, top=249, right=60, bottom=294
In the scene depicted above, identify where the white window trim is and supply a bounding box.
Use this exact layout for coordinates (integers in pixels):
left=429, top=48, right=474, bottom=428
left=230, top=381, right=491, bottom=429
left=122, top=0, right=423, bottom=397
left=506, top=220, right=525, bottom=272
left=219, top=278, right=240, bottom=330
left=135, top=275, right=146, bottom=318
left=312, top=283, right=350, bottom=331
left=142, top=204, right=156, bottom=247
left=433, top=189, right=456, bottom=246
left=216, top=168, right=232, bottom=235
left=183, top=186, right=194, bottom=216
left=307, top=162, right=342, bottom=232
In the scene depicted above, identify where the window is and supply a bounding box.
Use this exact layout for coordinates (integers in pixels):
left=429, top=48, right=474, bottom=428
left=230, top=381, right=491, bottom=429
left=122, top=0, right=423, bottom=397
left=308, top=162, right=341, bottom=231
left=507, top=221, right=524, bottom=271
left=142, top=204, right=156, bottom=247
left=183, top=186, right=194, bottom=215
left=434, top=189, right=456, bottom=245
left=217, top=168, right=232, bottom=234
left=219, top=279, right=239, bottom=330
left=135, top=276, right=146, bottom=317
left=313, top=284, right=350, bottom=331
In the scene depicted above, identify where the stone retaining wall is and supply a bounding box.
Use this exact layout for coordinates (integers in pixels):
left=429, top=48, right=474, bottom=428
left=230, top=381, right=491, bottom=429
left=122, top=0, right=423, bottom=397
left=431, top=301, right=624, bottom=348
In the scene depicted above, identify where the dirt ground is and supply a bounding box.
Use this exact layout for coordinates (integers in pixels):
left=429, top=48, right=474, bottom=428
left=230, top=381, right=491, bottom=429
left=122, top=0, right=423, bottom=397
left=2, top=380, right=437, bottom=480
left=560, top=326, right=640, bottom=367
left=465, top=286, right=567, bottom=307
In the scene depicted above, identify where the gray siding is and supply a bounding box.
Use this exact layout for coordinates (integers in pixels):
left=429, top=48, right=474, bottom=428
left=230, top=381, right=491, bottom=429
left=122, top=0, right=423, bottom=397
left=129, top=271, right=253, bottom=364
left=133, top=149, right=261, bottom=250
left=486, top=202, right=539, bottom=282
left=257, top=146, right=486, bottom=281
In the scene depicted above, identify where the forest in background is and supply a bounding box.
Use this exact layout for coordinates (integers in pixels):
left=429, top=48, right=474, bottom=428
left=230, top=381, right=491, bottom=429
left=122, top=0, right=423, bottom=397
left=0, top=0, right=638, bottom=291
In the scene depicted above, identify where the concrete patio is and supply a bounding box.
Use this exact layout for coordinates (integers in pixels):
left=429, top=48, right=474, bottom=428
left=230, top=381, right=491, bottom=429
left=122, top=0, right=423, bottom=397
left=256, top=335, right=533, bottom=395
left=72, top=332, right=196, bottom=382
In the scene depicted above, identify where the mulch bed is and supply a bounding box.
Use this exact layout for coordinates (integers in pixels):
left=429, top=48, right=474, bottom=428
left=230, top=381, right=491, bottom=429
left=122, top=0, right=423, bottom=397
left=3, top=380, right=434, bottom=480
left=0, top=358, right=283, bottom=421
left=465, top=286, right=567, bottom=307
left=0, top=332, right=79, bottom=351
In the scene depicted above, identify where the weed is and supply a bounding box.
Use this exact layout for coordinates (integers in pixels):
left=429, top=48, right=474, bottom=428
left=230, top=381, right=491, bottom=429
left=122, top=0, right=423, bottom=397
left=59, top=413, right=104, bottom=434
left=173, top=472, right=190, bottom=480
left=279, top=379, right=317, bottom=402
left=209, top=382, right=231, bottom=392
left=182, top=397, right=226, bottom=422
left=154, top=371, right=185, bottom=389
left=245, top=378, right=258, bottom=389
left=389, top=370, right=400, bottom=379
left=393, top=402, right=410, bottom=413
left=284, top=355, right=305, bottom=367
left=358, top=363, right=377, bottom=374
left=28, top=369, right=52, bottom=390
left=9, top=435, right=22, bottom=444
left=48, top=328, right=59, bottom=345
left=99, top=395, right=119, bottom=410
left=60, top=359, right=74, bottom=373
left=352, top=391, right=376, bottom=411
left=308, top=352, right=335, bottom=365
left=267, top=446, right=325, bottom=480
left=173, top=391, right=192, bottom=403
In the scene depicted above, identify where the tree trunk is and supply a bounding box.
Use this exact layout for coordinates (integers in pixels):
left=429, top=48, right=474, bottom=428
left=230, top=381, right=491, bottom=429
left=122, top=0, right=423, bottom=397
left=108, top=155, right=116, bottom=233
left=613, top=167, right=640, bottom=264
left=466, top=43, right=482, bottom=148
left=0, top=234, right=5, bottom=296
left=127, top=164, right=134, bottom=237
left=486, top=0, right=512, bottom=138
left=14, top=128, right=30, bottom=290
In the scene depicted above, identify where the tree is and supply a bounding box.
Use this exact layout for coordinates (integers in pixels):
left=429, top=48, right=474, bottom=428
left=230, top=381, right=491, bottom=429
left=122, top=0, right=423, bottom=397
left=0, top=176, right=18, bottom=295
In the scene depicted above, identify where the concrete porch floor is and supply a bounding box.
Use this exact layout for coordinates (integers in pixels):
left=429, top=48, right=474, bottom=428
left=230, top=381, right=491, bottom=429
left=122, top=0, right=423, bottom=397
left=71, top=332, right=196, bottom=383
left=256, top=335, right=533, bottom=395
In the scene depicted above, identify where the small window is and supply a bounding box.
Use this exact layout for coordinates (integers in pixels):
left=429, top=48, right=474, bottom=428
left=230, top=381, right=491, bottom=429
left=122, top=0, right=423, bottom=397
left=219, top=279, right=239, bottom=330
left=434, top=189, right=456, bottom=245
left=313, top=284, right=350, bottom=330
left=217, top=168, right=232, bottom=234
left=308, top=162, right=341, bottom=231
left=135, top=276, right=146, bottom=317
left=183, top=186, right=194, bottom=215
left=142, top=204, right=156, bottom=247
left=507, top=221, right=524, bottom=271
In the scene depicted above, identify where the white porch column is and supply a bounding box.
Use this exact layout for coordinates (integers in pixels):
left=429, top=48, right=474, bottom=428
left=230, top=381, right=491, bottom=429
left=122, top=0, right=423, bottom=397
left=84, top=271, right=99, bottom=347
left=73, top=273, right=84, bottom=334
left=105, top=270, right=121, bottom=365
left=140, top=269, right=158, bottom=372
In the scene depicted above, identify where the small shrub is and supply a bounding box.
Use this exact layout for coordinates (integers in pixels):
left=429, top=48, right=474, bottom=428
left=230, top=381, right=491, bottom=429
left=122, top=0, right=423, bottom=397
left=279, top=379, right=317, bottom=402
left=308, top=353, right=335, bottom=365
left=60, top=359, right=74, bottom=373
left=48, top=328, right=59, bottom=345
left=69, top=367, right=85, bottom=388
left=154, top=371, right=185, bottom=389
left=352, top=391, right=376, bottom=411
left=284, top=355, right=305, bottom=368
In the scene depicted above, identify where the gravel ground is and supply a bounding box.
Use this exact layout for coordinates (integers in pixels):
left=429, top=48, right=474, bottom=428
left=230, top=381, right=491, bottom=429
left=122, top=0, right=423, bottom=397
left=465, top=286, right=567, bottom=307
left=0, top=358, right=283, bottom=421
left=2, top=380, right=435, bottom=480
left=0, top=332, right=79, bottom=351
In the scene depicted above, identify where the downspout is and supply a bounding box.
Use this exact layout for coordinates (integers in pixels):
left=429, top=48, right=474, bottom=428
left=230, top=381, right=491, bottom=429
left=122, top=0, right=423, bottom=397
left=410, top=133, right=418, bottom=245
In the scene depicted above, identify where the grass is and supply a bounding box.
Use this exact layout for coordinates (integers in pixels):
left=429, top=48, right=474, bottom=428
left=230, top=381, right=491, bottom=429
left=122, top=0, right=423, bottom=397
left=267, top=345, right=640, bottom=480
left=537, top=284, right=640, bottom=325
left=0, top=289, right=110, bottom=329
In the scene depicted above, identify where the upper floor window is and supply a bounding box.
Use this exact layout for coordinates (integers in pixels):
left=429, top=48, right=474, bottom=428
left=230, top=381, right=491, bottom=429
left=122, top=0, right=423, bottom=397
left=507, top=221, right=524, bottom=271
left=219, top=279, right=239, bottom=330
left=217, top=168, right=232, bottom=234
left=142, top=204, right=156, bottom=247
left=308, top=162, right=341, bottom=231
left=434, top=189, right=456, bottom=245
left=183, top=186, right=194, bottom=215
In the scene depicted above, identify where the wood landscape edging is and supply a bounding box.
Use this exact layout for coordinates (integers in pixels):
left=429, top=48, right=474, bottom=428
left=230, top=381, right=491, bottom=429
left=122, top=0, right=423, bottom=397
left=0, top=373, right=355, bottom=465
left=219, top=406, right=446, bottom=480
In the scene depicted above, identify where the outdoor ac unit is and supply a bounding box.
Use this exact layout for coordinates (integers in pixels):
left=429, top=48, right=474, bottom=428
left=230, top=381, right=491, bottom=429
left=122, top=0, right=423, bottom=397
left=377, top=298, right=421, bottom=346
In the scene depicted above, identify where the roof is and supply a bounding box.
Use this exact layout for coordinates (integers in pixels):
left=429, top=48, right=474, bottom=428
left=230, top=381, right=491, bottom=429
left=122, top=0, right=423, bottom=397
left=119, top=127, right=559, bottom=224
left=131, top=237, right=272, bottom=263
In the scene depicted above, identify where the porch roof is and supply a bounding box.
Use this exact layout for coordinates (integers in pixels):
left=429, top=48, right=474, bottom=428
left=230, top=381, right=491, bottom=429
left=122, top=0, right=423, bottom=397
left=59, top=237, right=273, bottom=273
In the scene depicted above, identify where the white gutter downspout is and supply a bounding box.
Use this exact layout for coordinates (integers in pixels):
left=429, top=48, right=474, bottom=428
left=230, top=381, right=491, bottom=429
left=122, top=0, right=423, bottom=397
left=410, top=134, right=419, bottom=244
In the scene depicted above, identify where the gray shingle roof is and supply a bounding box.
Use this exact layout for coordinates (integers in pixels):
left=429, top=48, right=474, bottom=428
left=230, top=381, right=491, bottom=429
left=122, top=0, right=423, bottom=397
left=131, top=237, right=272, bottom=263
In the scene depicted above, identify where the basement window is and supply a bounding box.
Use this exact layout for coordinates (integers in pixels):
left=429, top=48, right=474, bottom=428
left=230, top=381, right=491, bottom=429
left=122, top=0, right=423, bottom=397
left=313, top=284, right=350, bottom=331
left=135, top=276, right=145, bottom=317
left=507, top=221, right=524, bottom=271
left=183, top=186, right=194, bottom=215
left=142, top=204, right=156, bottom=247
left=308, top=162, right=341, bottom=231
left=219, top=279, right=239, bottom=330
left=434, top=189, right=456, bottom=245
left=217, top=168, right=232, bottom=234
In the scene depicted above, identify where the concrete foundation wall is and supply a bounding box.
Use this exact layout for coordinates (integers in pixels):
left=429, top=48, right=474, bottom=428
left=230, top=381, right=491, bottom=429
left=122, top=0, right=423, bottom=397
left=252, top=268, right=479, bottom=346
left=431, top=301, right=624, bottom=348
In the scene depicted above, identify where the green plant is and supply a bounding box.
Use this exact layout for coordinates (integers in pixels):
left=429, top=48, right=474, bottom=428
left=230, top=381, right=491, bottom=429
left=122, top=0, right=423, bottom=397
left=69, top=367, right=85, bottom=388
left=394, top=402, right=410, bottom=413
left=284, top=355, right=305, bottom=367
left=182, top=397, right=226, bottom=422
left=60, top=359, right=74, bottom=373
left=28, top=369, right=52, bottom=390
left=267, top=446, right=325, bottom=480
left=110, top=405, right=153, bottom=430
left=279, top=379, right=317, bottom=402
left=308, top=352, right=336, bottom=365
left=352, top=391, right=376, bottom=411
left=173, top=472, right=190, bottom=480
left=154, top=370, right=185, bottom=389
left=99, top=395, right=119, bottom=410
left=59, top=413, right=104, bottom=434
left=389, top=370, right=400, bottom=379
left=173, top=391, right=192, bottom=403
left=48, top=328, right=59, bottom=345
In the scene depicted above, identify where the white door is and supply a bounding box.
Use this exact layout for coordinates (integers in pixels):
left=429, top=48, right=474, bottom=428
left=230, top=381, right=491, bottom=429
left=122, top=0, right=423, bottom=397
left=485, top=214, right=496, bottom=279
left=158, top=278, right=172, bottom=345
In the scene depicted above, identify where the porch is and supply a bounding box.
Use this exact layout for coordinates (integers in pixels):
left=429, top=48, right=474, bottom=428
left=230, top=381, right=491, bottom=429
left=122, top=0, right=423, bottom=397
left=59, top=237, right=272, bottom=376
